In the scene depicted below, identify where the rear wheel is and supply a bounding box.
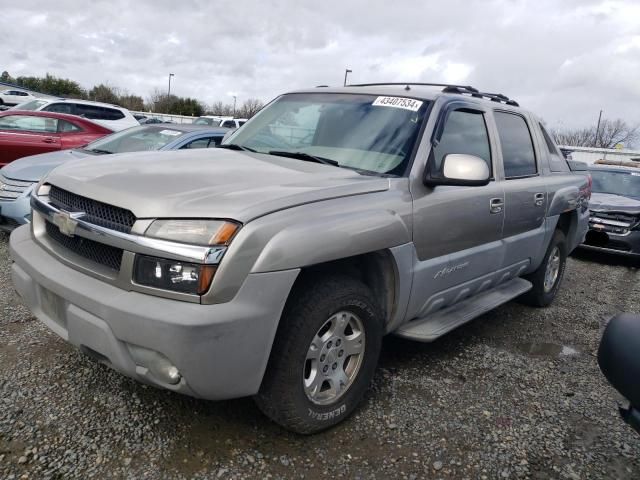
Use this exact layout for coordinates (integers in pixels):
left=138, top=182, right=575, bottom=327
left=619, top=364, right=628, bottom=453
left=519, top=230, right=567, bottom=307
left=254, top=274, right=383, bottom=434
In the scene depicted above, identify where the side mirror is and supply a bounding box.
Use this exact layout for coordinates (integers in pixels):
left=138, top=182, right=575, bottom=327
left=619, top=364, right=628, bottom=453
left=424, top=153, right=490, bottom=187
left=598, top=313, right=640, bottom=435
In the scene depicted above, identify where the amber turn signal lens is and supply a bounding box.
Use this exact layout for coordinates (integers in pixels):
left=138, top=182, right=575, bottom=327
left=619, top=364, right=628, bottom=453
left=210, top=222, right=239, bottom=245
left=198, top=265, right=217, bottom=295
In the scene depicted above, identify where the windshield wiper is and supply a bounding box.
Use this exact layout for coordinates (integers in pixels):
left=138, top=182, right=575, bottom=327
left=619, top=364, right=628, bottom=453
left=268, top=150, right=339, bottom=167
left=85, top=148, right=113, bottom=155
left=218, top=144, right=257, bottom=152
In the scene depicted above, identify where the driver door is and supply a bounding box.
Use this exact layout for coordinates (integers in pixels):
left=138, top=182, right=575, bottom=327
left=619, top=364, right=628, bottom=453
left=406, top=103, right=505, bottom=320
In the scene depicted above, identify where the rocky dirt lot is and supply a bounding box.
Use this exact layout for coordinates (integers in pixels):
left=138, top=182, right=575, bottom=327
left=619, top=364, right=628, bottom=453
left=1, top=233, right=639, bottom=479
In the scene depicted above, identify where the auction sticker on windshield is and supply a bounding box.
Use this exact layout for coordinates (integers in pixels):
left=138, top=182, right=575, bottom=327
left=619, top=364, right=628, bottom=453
left=372, top=96, right=423, bottom=112
left=159, top=129, right=182, bottom=136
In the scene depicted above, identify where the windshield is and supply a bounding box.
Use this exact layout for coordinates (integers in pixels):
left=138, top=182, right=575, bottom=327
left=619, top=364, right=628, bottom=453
left=591, top=169, right=640, bottom=199
left=13, top=99, right=48, bottom=111
left=225, top=93, right=429, bottom=175
left=85, top=125, right=187, bottom=153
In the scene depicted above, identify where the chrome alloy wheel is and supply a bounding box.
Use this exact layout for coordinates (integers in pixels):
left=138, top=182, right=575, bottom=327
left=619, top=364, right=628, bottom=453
left=303, top=311, right=366, bottom=405
left=543, top=246, right=561, bottom=293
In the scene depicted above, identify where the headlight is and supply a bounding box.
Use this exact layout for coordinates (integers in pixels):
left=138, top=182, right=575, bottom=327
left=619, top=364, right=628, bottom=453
left=134, top=255, right=217, bottom=295
left=137, top=219, right=240, bottom=295
left=145, top=219, right=239, bottom=245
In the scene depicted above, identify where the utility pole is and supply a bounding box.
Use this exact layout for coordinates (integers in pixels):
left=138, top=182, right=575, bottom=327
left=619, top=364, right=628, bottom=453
left=168, top=73, right=175, bottom=98
left=343, top=68, right=352, bottom=86
left=233, top=95, right=237, bottom=117
left=595, top=109, right=603, bottom=147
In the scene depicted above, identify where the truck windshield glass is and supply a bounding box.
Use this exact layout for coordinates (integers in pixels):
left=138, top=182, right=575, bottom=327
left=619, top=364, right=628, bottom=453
left=226, top=93, right=429, bottom=175
left=591, top=169, right=640, bottom=199
left=84, top=126, right=187, bottom=154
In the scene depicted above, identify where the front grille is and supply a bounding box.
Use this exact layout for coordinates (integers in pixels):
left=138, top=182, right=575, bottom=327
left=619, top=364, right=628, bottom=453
left=590, top=211, right=637, bottom=225
left=45, top=221, right=123, bottom=271
left=49, top=186, right=136, bottom=233
left=0, top=175, right=36, bottom=201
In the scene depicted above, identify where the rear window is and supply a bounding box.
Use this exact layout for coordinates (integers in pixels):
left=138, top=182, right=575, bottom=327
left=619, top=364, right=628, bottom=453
left=75, top=104, right=125, bottom=121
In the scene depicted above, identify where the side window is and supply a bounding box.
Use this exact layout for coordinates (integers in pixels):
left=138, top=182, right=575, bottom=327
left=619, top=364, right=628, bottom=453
left=209, top=135, right=223, bottom=146
left=58, top=120, right=82, bottom=133
left=75, top=104, right=103, bottom=119
left=0, top=115, right=58, bottom=133
left=433, top=109, right=491, bottom=172
left=539, top=123, right=569, bottom=173
left=494, top=112, right=537, bottom=178
left=221, top=120, right=236, bottom=128
left=181, top=138, right=211, bottom=149
left=43, top=103, right=73, bottom=114
left=102, top=108, right=125, bottom=120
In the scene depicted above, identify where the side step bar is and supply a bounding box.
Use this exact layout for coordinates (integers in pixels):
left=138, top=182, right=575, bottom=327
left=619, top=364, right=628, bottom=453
left=395, top=277, right=532, bottom=342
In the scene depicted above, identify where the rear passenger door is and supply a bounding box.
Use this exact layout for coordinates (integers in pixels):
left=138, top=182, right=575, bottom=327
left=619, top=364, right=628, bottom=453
left=493, top=111, right=547, bottom=265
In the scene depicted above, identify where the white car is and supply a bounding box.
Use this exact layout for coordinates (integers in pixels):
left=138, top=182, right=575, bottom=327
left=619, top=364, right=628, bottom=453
left=0, top=89, right=36, bottom=106
left=12, top=98, right=138, bottom=131
left=219, top=118, right=247, bottom=128
left=194, top=116, right=247, bottom=128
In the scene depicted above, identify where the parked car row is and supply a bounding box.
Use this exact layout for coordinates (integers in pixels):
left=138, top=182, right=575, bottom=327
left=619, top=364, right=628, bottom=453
left=0, top=123, right=228, bottom=229
left=0, top=110, right=112, bottom=165
left=13, top=97, right=139, bottom=131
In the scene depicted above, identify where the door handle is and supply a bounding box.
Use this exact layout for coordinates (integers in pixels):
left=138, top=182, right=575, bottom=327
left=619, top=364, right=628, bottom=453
left=490, top=197, right=504, bottom=214
left=534, top=192, right=545, bottom=207
left=42, top=137, right=55, bottom=144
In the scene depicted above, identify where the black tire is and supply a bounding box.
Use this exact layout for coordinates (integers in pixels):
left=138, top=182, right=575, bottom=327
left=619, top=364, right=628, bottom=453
left=519, top=229, right=567, bottom=307
left=254, top=274, right=383, bottom=434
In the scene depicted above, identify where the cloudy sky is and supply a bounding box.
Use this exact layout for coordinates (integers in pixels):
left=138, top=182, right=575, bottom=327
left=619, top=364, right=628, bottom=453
left=1, top=0, right=639, bottom=129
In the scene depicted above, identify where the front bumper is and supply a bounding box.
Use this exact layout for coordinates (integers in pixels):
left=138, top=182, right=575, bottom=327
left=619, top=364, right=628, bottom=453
left=0, top=192, right=32, bottom=231
left=580, top=228, right=640, bottom=257
left=10, top=225, right=299, bottom=400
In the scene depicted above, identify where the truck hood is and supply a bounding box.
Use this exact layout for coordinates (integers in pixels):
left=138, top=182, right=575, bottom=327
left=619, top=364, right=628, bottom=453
left=589, top=192, right=640, bottom=215
left=44, top=149, right=390, bottom=222
left=2, top=149, right=90, bottom=182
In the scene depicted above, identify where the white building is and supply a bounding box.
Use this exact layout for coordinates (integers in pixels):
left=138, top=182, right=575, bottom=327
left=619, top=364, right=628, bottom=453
left=560, top=145, right=640, bottom=165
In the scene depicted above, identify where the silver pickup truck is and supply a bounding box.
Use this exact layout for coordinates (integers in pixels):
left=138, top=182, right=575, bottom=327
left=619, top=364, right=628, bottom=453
left=10, top=83, right=590, bottom=433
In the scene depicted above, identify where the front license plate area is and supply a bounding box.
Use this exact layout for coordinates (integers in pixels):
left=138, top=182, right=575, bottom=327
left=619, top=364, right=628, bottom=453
left=39, top=286, right=67, bottom=329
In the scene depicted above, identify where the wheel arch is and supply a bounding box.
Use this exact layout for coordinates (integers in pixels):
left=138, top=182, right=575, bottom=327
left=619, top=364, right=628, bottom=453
left=291, top=249, right=401, bottom=330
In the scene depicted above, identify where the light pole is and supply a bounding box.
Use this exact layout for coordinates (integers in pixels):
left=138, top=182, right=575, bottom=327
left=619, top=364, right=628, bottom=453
left=343, top=68, right=352, bottom=86
left=233, top=95, right=237, bottom=117
left=595, top=109, right=603, bottom=147
left=168, top=73, right=175, bottom=98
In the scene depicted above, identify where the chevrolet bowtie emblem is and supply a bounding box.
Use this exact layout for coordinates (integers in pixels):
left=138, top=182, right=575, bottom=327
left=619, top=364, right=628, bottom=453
left=52, top=211, right=84, bottom=237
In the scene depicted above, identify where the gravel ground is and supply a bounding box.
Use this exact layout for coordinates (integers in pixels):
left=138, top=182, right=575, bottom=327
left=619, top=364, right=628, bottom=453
left=1, top=233, right=639, bottom=479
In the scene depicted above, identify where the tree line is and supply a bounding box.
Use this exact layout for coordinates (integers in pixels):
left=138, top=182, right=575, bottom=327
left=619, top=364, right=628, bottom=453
left=550, top=118, right=639, bottom=150
left=0, top=71, right=264, bottom=118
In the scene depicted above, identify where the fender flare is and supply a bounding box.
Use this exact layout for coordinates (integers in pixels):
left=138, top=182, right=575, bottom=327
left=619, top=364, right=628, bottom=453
left=251, top=208, right=411, bottom=272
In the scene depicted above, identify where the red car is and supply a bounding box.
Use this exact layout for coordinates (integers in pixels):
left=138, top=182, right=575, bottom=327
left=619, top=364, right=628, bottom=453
left=0, top=110, right=112, bottom=166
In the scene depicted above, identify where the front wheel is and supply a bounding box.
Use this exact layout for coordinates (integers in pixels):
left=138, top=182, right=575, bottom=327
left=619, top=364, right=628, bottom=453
left=254, top=274, right=383, bottom=434
left=519, top=229, right=567, bottom=307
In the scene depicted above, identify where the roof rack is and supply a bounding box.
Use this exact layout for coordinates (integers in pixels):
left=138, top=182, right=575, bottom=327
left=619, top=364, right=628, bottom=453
left=345, top=82, right=519, bottom=107
left=441, top=86, right=519, bottom=107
